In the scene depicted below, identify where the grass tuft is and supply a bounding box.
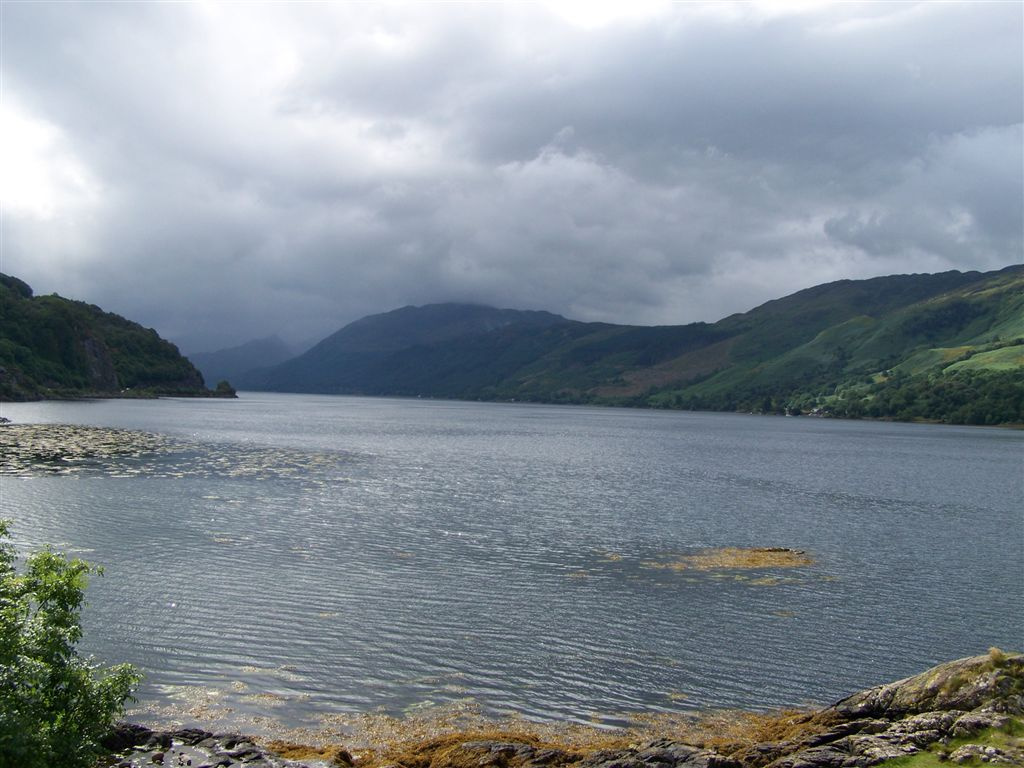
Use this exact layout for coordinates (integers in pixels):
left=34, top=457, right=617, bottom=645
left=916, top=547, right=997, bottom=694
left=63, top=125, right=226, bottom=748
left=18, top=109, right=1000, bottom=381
left=988, top=647, right=1008, bottom=668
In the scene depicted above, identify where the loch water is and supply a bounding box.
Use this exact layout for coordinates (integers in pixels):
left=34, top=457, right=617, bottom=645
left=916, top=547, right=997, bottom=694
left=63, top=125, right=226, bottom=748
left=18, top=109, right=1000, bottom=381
left=1, top=393, right=1021, bottom=732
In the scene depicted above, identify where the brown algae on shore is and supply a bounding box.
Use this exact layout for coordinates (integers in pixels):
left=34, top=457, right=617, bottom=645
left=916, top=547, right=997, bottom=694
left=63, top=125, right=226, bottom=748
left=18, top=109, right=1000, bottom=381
left=131, top=687, right=831, bottom=768
left=262, top=740, right=355, bottom=765
left=250, top=704, right=833, bottom=768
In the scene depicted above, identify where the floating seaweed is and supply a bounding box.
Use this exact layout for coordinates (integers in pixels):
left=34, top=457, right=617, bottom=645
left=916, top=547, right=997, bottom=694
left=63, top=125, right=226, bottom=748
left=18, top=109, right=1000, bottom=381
left=0, top=422, right=352, bottom=483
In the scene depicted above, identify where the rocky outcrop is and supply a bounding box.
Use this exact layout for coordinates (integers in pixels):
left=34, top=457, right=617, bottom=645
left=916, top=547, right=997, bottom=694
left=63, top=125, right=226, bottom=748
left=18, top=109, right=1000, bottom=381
left=101, top=725, right=332, bottom=768
left=106, top=653, right=1023, bottom=768
left=576, top=740, right=743, bottom=768
left=734, top=651, right=1023, bottom=768
left=831, top=651, right=1023, bottom=720
left=82, top=335, right=120, bottom=390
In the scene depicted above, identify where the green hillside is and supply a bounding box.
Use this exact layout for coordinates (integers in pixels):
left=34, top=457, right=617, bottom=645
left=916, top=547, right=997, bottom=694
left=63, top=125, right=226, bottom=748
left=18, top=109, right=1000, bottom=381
left=0, top=274, right=229, bottom=401
left=245, top=265, right=1024, bottom=425
left=648, top=266, right=1024, bottom=423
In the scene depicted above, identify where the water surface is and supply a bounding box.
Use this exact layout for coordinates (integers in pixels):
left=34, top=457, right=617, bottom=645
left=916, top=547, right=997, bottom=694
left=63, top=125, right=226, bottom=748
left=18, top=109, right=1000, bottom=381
left=1, top=393, right=1020, bottom=732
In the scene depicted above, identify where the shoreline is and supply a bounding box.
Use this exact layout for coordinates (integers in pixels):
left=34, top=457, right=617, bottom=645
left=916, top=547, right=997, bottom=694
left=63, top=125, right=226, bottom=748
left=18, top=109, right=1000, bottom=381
left=0, top=388, right=237, bottom=402
left=105, top=652, right=1024, bottom=768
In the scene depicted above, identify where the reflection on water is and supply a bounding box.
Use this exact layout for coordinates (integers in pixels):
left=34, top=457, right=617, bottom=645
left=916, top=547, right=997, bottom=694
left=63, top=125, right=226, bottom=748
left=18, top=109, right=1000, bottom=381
left=0, top=394, right=1021, bottom=738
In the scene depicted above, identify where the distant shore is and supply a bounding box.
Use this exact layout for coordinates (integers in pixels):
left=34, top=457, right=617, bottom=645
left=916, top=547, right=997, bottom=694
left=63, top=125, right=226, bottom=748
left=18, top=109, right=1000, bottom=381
left=5, top=389, right=1022, bottom=429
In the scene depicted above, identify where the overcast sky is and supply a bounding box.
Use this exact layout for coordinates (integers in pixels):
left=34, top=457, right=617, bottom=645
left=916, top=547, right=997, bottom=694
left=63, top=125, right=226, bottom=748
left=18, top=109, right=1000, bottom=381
left=1, top=1, right=1021, bottom=353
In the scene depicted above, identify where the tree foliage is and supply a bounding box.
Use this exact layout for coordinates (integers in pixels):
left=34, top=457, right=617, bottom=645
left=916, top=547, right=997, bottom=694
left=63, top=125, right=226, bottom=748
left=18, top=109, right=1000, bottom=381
left=0, top=274, right=207, bottom=400
left=0, top=521, right=140, bottom=768
left=828, top=369, right=1024, bottom=425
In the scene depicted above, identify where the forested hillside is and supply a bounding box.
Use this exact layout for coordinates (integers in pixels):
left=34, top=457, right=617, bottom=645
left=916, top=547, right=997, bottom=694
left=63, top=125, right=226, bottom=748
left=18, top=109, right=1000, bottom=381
left=649, top=265, right=1024, bottom=423
left=242, top=266, right=1023, bottom=425
left=0, top=274, right=229, bottom=400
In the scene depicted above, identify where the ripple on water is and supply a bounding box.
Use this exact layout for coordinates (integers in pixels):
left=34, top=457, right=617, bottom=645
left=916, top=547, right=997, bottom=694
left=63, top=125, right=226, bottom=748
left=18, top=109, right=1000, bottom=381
left=3, top=402, right=1021, bottom=738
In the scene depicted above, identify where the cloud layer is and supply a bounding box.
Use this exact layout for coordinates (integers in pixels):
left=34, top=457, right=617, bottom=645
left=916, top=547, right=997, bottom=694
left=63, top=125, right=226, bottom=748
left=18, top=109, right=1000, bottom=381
left=2, top=2, right=1020, bottom=352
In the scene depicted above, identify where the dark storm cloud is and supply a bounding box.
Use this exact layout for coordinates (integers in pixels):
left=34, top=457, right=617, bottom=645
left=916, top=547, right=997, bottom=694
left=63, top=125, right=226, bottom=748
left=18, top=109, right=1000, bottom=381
left=1, top=2, right=1020, bottom=353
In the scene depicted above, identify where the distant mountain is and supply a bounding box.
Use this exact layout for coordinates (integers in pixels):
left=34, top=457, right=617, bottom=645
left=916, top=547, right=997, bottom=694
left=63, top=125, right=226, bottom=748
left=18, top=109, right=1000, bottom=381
left=237, top=303, right=572, bottom=394
left=244, top=267, right=1023, bottom=425
left=189, top=336, right=294, bottom=388
left=0, top=274, right=232, bottom=401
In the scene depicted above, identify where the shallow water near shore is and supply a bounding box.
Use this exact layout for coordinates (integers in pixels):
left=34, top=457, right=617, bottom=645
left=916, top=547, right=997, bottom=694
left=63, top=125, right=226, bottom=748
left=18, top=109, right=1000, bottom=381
left=1, top=393, right=1021, bottom=738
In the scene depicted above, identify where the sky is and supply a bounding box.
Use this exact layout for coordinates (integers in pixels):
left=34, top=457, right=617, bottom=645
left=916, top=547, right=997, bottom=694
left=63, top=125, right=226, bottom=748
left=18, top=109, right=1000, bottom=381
left=1, top=1, right=1021, bottom=354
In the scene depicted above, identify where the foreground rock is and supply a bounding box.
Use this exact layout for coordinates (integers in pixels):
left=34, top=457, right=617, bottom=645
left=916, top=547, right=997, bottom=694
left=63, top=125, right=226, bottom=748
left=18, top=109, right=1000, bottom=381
left=750, top=650, right=1023, bottom=768
left=101, top=724, right=348, bottom=768
left=107, top=652, right=1023, bottom=768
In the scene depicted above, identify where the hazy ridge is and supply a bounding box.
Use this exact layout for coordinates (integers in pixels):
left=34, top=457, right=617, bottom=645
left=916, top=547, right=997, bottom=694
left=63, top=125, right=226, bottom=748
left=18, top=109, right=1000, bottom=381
left=235, top=266, right=1024, bottom=425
